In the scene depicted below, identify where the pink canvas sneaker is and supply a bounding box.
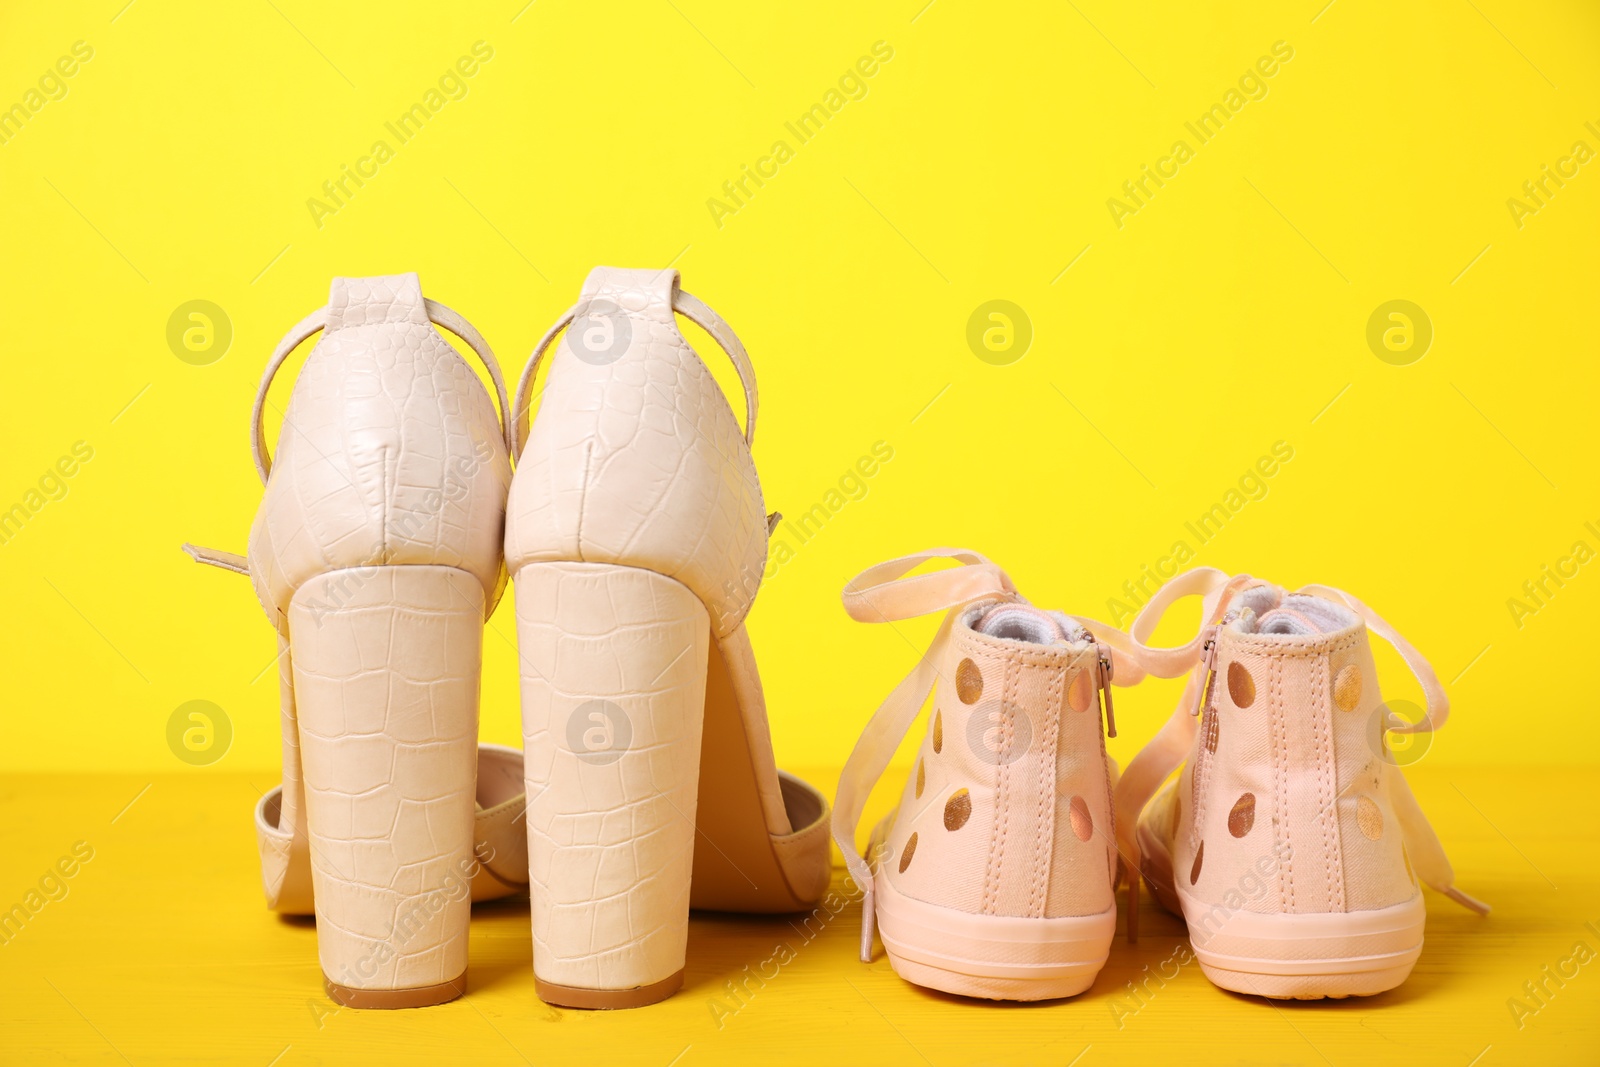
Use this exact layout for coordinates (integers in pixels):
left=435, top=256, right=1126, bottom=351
left=832, top=550, right=1165, bottom=1001
left=1117, top=569, right=1488, bottom=999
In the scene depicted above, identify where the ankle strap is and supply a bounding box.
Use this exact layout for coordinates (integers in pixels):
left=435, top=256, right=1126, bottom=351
left=250, top=293, right=513, bottom=483
left=510, top=281, right=759, bottom=460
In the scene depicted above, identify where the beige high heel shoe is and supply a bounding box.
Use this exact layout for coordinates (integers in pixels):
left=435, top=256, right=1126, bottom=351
left=184, top=273, right=516, bottom=1008
left=506, top=267, right=832, bottom=1009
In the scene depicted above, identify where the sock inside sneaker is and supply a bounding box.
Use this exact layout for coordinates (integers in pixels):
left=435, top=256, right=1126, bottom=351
left=1248, top=595, right=1355, bottom=635
left=972, top=604, right=1087, bottom=645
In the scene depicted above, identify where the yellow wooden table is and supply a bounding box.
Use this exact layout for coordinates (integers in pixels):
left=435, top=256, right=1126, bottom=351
left=2, top=765, right=1594, bottom=1066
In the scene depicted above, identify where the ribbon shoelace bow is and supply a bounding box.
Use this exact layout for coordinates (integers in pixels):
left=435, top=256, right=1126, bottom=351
left=832, top=555, right=1486, bottom=961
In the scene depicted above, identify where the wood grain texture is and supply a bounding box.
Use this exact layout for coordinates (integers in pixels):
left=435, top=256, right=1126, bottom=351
left=0, top=765, right=1594, bottom=1065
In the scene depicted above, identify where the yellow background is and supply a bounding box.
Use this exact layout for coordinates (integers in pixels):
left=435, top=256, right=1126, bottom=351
left=2, top=1, right=1597, bottom=1063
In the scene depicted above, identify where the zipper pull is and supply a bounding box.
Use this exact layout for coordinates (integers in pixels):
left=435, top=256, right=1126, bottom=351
left=1096, top=642, right=1117, bottom=738
left=1192, top=624, right=1220, bottom=717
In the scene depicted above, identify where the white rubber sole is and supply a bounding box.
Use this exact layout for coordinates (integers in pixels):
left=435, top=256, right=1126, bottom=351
left=1178, top=886, right=1424, bottom=998
left=1138, top=820, right=1424, bottom=999
left=874, top=872, right=1115, bottom=1001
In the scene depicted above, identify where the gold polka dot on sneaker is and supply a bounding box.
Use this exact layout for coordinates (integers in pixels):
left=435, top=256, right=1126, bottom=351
left=1067, top=668, right=1093, bottom=713
left=932, top=710, right=943, bottom=753
left=1069, top=795, right=1094, bottom=841
left=915, top=760, right=925, bottom=798
left=944, top=789, right=972, bottom=831
left=1228, top=661, right=1256, bottom=708
left=1334, top=665, right=1363, bottom=712
left=1190, top=840, right=1205, bottom=884
left=899, top=832, right=918, bottom=872
left=1357, top=795, right=1383, bottom=840
left=956, top=658, right=983, bottom=704
left=1228, top=792, right=1256, bottom=838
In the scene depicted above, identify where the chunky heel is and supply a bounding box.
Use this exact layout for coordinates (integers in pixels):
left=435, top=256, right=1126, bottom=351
left=514, top=560, right=710, bottom=1008
left=288, top=564, right=487, bottom=1008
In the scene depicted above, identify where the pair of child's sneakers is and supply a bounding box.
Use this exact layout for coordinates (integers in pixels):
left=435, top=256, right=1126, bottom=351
left=833, top=550, right=1487, bottom=1002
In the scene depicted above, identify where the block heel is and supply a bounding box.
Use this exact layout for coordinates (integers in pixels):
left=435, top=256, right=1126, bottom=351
left=514, top=560, right=710, bottom=1008
left=288, top=564, right=487, bottom=1008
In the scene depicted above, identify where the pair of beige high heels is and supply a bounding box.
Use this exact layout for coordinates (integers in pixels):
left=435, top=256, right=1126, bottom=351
left=188, top=269, right=829, bottom=1009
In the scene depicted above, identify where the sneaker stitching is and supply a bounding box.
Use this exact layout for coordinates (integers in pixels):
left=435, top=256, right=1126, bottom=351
left=1030, top=661, right=1064, bottom=918
left=1312, top=651, right=1339, bottom=911
left=1272, top=655, right=1293, bottom=913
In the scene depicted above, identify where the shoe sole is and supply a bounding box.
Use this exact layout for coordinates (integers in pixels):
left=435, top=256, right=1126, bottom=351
left=1138, top=820, right=1423, bottom=999
left=326, top=973, right=467, bottom=1009
left=874, top=871, right=1115, bottom=1001
left=535, top=970, right=684, bottom=1010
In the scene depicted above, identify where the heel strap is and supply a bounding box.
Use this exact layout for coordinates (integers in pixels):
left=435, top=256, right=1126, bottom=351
left=250, top=276, right=513, bottom=483
left=511, top=273, right=759, bottom=459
